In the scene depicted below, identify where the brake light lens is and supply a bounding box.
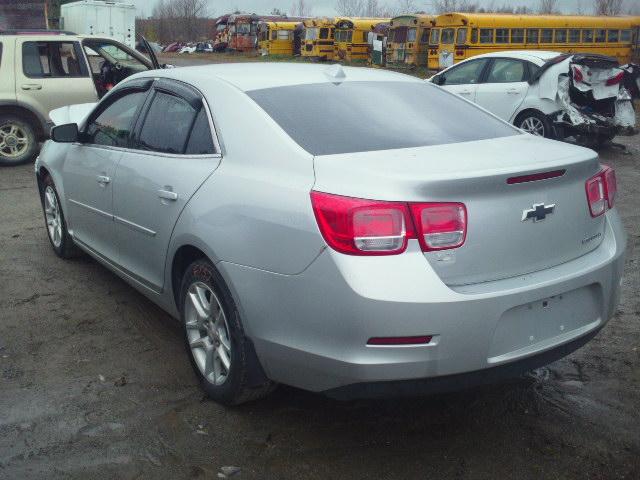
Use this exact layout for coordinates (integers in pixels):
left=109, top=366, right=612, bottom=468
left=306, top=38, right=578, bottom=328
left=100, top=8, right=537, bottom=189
left=605, top=70, right=624, bottom=86
left=573, top=66, right=584, bottom=83
left=410, top=203, right=467, bottom=251
left=310, top=192, right=467, bottom=256
left=585, top=166, right=616, bottom=217
left=310, top=192, right=413, bottom=255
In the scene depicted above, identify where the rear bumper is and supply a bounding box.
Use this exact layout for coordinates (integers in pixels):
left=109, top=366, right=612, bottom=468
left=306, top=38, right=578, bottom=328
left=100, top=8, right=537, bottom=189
left=220, top=210, right=626, bottom=395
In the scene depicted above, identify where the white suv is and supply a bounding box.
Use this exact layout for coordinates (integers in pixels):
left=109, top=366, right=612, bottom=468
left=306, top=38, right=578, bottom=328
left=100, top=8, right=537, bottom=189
left=0, top=30, right=160, bottom=165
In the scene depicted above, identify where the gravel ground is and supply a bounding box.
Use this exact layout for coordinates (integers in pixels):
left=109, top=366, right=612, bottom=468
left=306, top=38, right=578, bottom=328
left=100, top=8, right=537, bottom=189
left=1, top=111, right=639, bottom=478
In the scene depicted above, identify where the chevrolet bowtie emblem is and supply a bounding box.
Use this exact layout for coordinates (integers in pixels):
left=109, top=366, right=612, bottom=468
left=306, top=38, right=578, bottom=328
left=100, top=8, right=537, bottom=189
left=522, top=203, right=555, bottom=222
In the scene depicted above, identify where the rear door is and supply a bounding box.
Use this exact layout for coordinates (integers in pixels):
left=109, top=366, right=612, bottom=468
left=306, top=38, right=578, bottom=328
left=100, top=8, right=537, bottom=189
left=438, top=58, right=489, bottom=102
left=112, top=79, right=221, bottom=291
left=15, top=39, right=98, bottom=121
left=474, top=57, right=530, bottom=121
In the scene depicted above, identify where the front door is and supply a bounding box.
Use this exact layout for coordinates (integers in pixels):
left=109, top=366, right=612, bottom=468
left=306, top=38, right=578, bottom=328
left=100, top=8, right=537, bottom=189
left=474, top=58, right=529, bottom=121
left=15, top=39, right=98, bottom=122
left=113, top=82, right=221, bottom=291
left=439, top=58, right=489, bottom=103
left=63, top=89, right=149, bottom=260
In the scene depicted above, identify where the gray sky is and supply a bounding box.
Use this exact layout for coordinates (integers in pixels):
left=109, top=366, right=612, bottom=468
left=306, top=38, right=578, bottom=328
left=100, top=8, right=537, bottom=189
left=130, top=0, right=625, bottom=18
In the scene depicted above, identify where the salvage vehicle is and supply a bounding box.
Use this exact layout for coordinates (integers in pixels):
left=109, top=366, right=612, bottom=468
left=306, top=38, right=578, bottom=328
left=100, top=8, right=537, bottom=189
left=334, top=18, right=389, bottom=62
left=386, top=14, right=434, bottom=69
left=37, top=64, right=626, bottom=405
left=429, top=13, right=640, bottom=71
left=257, top=21, right=300, bottom=56
left=0, top=31, right=162, bottom=166
left=301, top=17, right=336, bottom=60
left=430, top=50, right=638, bottom=146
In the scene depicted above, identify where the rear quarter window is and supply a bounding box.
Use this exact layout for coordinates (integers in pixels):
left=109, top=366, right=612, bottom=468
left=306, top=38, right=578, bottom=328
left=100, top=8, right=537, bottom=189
left=247, top=81, right=518, bottom=156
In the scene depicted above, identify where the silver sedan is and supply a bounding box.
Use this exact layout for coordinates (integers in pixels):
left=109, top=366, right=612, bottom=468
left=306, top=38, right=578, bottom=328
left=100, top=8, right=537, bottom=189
left=35, top=64, right=626, bottom=404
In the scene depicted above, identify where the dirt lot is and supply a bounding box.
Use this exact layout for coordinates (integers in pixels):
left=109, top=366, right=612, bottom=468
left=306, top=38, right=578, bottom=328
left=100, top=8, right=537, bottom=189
left=1, top=65, right=639, bottom=478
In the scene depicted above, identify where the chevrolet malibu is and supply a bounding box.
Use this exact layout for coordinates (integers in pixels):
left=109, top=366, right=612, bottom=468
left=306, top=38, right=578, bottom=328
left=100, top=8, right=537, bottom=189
left=35, top=64, right=626, bottom=405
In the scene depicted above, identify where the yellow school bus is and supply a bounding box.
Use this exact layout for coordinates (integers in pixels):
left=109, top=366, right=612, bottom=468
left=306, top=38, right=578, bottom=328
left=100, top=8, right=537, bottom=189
left=301, top=17, right=336, bottom=60
left=386, top=14, right=435, bottom=68
left=430, top=13, right=640, bottom=70
left=334, top=18, right=389, bottom=62
left=258, top=21, right=300, bottom=56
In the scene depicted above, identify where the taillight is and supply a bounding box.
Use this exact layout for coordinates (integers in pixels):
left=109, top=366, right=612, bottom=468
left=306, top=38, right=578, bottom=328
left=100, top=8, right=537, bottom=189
left=410, top=203, right=467, bottom=251
left=585, top=166, right=616, bottom=217
left=605, top=70, right=624, bottom=86
left=310, top=192, right=467, bottom=256
left=573, top=66, right=584, bottom=83
left=310, top=191, right=414, bottom=255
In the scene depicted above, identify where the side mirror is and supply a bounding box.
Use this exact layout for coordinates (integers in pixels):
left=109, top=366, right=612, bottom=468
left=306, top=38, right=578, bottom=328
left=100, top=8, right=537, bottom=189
left=50, top=123, right=79, bottom=143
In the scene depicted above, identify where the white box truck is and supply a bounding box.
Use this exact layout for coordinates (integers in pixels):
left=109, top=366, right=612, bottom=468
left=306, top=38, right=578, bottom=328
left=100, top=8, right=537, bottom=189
left=60, top=0, right=136, bottom=50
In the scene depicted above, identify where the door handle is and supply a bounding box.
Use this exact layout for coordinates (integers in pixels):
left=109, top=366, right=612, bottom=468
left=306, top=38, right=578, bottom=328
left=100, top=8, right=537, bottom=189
left=506, top=89, right=521, bottom=94
left=158, top=189, right=178, bottom=201
left=459, top=90, right=472, bottom=95
left=96, top=175, right=111, bottom=185
left=21, top=84, right=43, bottom=90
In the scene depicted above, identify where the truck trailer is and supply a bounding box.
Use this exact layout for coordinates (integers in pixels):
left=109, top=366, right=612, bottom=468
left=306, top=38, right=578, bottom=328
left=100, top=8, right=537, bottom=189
left=60, top=0, right=135, bottom=49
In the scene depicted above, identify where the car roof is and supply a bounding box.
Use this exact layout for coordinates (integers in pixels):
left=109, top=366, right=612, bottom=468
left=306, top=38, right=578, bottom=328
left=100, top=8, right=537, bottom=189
left=461, top=50, right=560, bottom=64
left=150, top=63, right=422, bottom=92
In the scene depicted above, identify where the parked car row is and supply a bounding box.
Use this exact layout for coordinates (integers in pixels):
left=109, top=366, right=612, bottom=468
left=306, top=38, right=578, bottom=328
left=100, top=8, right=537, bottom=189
left=36, top=62, right=626, bottom=405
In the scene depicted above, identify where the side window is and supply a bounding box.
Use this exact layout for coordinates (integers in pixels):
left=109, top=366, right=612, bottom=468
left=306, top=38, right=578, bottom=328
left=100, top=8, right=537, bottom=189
left=429, top=28, right=440, bottom=45
left=511, top=29, right=524, bottom=43
left=456, top=28, right=467, bottom=45
left=442, top=59, right=487, bottom=85
left=526, top=29, right=539, bottom=44
left=620, top=29, right=631, bottom=42
left=186, top=108, right=216, bottom=155
left=85, top=91, right=147, bottom=147
left=596, top=29, right=606, bottom=43
left=582, top=29, right=594, bottom=42
left=471, top=28, right=478, bottom=43
left=320, top=28, right=329, bottom=39
left=407, top=28, right=417, bottom=42
left=486, top=59, right=526, bottom=83
left=137, top=92, right=197, bottom=154
left=495, top=29, right=509, bottom=44
left=555, top=29, right=567, bottom=43
left=569, top=29, right=580, bottom=43
left=441, top=28, right=455, bottom=44
left=607, top=30, right=619, bottom=42
left=527, top=61, right=541, bottom=79
left=479, top=29, right=493, bottom=44
left=541, top=29, right=553, bottom=43
left=22, top=41, right=87, bottom=78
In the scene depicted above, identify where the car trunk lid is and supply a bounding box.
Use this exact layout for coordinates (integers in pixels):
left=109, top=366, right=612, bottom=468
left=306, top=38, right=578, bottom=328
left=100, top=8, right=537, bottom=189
left=313, top=134, right=606, bottom=285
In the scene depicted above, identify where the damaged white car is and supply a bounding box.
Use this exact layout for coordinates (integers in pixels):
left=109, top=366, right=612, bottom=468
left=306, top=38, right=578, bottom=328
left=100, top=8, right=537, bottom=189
left=430, top=50, right=639, bottom=146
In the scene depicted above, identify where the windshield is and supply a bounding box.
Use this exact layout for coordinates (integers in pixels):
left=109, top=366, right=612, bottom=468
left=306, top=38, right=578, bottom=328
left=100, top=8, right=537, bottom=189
left=305, top=28, right=318, bottom=40
left=441, top=28, right=455, bottom=44
left=248, top=81, right=517, bottom=156
left=237, top=23, right=251, bottom=35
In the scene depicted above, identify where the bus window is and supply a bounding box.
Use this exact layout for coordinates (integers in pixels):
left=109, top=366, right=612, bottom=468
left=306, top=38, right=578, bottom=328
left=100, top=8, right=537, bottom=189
left=479, top=28, right=493, bottom=44
left=320, top=28, right=329, bottom=39
left=429, top=28, right=440, bottom=45
left=441, top=28, right=455, bottom=44
left=456, top=28, right=467, bottom=45
left=526, top=29, right=539, bottom=43
left=541, top=29, right=553, bottom=43
left=621, top=29, right=631, bottom=42
left=407, top=28, right=417, bottom=42
left=471, top=28, right=478, bottom=43
left=496, top=28, right=508, bottom=43
left=582, top=29, right=594, bottom=42
left=511, top=29, right=524, bottom=43
left=555, top=29, right=567, bottom=43
left=348, top=31, right=353, bottom=42
left=388, top=29, right=395, bottom=42
left=278, top=30, right=290, bottom=40
left=569, top=29, right=580, bottom=43
left=420, top=30, right=429, bottom=43
left=596, top=29, right=606, bottom=42
left=362, top=31, right=368, bottom=42
left=607, top=30, right=619, bottom=42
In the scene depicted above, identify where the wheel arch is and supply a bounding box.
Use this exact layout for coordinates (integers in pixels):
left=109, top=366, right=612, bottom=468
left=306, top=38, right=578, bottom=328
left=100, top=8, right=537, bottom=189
left=171, top=244, right=209, bottom=310
left=0, top=103, right=48, bottom=140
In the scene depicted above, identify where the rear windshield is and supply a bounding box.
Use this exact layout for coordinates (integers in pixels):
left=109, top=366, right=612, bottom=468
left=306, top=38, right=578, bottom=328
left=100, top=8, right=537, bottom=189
left=247, top=81, right=517, bottom=156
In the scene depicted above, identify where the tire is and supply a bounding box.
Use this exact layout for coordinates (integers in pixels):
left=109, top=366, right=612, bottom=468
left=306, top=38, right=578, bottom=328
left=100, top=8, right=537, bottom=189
left=0, top=114, right=38, bottom=166
left=514, top=111, right=555, bottom=139
left=41, top=175, right=79, bottom=259
left=180, top=259, right=275, bottom=405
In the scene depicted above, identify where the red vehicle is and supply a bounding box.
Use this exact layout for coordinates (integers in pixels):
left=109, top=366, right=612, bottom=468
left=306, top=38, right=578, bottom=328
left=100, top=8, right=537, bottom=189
left=227, top=14, right=306, bottom=52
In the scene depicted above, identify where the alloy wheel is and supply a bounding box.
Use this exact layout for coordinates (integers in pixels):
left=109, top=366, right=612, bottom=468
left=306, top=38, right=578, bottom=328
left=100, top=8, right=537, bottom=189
left=520, top=117, right=545, bottom=137
left=185, top=282, right=232, bottom=385
left=0, top=123, right=30, bottom=158
left=44, top=186, right=62, bottom=248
